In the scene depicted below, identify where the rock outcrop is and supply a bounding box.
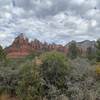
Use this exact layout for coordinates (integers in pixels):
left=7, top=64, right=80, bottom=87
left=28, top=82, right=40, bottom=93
left=5, top=33, right=96, bottom=58
left=5, top=33, right=31, bottom=58
left=66, top=40, right=96, bottom=56
left=5, top=33, right=67, bottom=58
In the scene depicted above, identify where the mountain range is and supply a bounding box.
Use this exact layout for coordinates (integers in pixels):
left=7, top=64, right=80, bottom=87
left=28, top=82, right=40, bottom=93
left=4, top=33, right=96, bottom=58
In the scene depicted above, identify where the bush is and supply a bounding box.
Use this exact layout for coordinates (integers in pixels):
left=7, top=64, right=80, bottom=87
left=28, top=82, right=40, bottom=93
left=0, top=45, right=6, bottom=64
left=16, top=62, right=43, bottom=100
left=26, top=51, right=42, bottom=60
left=86, top=47, right=96, bottom=60
left=40, top=51, right=70, bottom=94
left=95, top=63, right=100, bottom=78
left=0, top=66, right=20, bottom=95
left=96, top=66, right=100, bottom=75
left=96, top=39, right=100, bottom=62
left=67, top=41, right=79, bottom=59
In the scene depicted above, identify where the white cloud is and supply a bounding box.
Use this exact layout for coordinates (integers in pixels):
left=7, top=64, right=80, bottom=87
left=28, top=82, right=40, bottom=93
left=0, top=0, right=100, bottom=47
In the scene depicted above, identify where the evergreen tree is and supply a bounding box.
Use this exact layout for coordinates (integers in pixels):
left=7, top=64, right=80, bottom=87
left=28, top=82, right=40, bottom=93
left=67, top=41, right=78, bottom=59
left=86, top=46, right=95, bottom=60
left=40, top=51, right=70, bottom=95
left=16, top=62, right=43, bottom=100
left=0, top=45, right=6, bottom=62
left=96, top=39, right=100, bottom=62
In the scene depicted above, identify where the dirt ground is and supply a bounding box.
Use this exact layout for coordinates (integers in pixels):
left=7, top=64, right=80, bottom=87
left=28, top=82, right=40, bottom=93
left=0, top=94, right=18, bottom=100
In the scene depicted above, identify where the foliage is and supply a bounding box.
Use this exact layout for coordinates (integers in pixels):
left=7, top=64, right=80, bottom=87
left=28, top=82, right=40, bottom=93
left=67, top=41, right=79, bottom=59
left=66, top=58, right=100, bottom=100
left=0, top=50, right=100, bottom=100
left=95, top=63, right=100, bottom=78
left=0, top=46, right=6, bottom=62
left=0, top=65, right=20, bottom=95
left=26, top=51, right=42, bottom=60
left=96, top=66, right=100, bottom=75
left=16, top=61, right=43, bottom=100
left=96, top=39, right=100, bottom=62
left=0, top=58, right=29, bottom=96
left=40, top=51, right=70, bottom=95
left=86, top=46, right=96, bottom=60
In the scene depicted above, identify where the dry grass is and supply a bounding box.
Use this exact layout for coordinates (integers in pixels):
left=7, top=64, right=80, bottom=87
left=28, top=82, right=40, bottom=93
left=0, top=94, right=18, bottom=100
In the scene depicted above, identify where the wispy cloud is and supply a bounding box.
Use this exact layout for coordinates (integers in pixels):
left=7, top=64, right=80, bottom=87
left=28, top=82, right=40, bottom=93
left=0, top=0, right=99, bottom=47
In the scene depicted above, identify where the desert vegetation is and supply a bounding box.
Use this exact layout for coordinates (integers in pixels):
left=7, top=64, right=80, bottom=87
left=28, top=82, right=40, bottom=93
left=0, top=39, right=100, bottom=100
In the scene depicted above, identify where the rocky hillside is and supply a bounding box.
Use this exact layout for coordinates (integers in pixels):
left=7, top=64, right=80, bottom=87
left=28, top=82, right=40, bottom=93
left=5, top=33, right=67, bottom=58
left=4, top=33, right=96, bottom=58
left=66, top=40, right=96, bottom=53
left=77, top=40, right=96, bottom=50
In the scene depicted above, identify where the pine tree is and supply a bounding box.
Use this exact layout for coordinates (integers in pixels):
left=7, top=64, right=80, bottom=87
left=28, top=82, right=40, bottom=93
left=86, top=46, right=95, bottom=60
left=96, top=39, right=100, bottom=62
left=67, top=41, right=78, bottom=59
left=0, top=45, right=6, bottom=62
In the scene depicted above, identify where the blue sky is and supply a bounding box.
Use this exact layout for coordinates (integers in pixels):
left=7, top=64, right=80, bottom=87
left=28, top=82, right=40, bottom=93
left=0, top=0, right=100, bottom=47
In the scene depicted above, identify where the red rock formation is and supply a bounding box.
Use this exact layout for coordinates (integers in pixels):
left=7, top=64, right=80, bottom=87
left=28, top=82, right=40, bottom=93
left=5, top=33, right=68, bottom=58
left=5, top=33, right=31, bottom=58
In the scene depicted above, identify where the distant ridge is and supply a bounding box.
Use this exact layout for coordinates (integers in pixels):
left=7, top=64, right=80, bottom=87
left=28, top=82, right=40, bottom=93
left=5, top=33, right=96, bottom=58
left=66, top=40, right=96, bottom=49
left=5, top=33, right=67, bottom=58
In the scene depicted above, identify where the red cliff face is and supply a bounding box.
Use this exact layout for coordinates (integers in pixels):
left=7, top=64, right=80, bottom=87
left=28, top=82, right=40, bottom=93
left=5, top=33, right=31, bottom=58
left=5, top=33, right=68, bottom=58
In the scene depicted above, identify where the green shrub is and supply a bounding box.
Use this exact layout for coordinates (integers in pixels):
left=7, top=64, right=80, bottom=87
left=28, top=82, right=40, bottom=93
left=40, top=51, right=70, bottom=91
left=96, top=39, right=100, bottom=62
left=16, top=62, right=43, bottom=100
left=0, top=67, right=20, bottom=95
left=86, top=47, right=96, bottom=60
left=67, top=41, right=79, bottom=59
left=26, top=51, right=42, bottom=60
left=0, top=45, right=6, bottom=64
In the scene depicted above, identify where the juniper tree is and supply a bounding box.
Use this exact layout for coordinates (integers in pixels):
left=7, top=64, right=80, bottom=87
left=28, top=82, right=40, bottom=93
left=67, top=41, right=78, bottom=59
left=96, top=39, right=100, bottom=62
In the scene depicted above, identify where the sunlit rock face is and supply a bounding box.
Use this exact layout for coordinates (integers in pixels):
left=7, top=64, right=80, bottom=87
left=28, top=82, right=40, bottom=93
left=5, top=33, right=68, bottom=58
left=5, top=33, right=31, bottom=58
left=66, top=40, right=96, bottom=56
left=5, top=33, right=96, bottom=58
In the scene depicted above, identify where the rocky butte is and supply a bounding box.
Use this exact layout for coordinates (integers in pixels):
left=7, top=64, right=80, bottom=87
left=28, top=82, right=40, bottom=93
left=5, top=33, right=68, bottom=58
left=5, top=33, right=96, bottom=58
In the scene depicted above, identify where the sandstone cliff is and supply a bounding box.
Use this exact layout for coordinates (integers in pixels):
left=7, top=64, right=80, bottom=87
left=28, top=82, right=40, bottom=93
left=5, top=33, right=67, bottom=58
